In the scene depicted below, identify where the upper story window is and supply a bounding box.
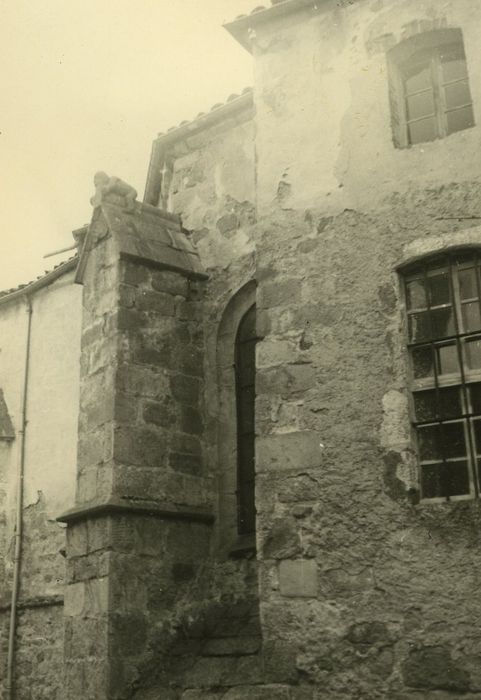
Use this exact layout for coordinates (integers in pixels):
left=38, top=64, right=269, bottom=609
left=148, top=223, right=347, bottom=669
left=235, top=304, right=256, bottom=534
left=388, top=29, right=475, bottom=147
left=403, top=251, right=481, bottom=502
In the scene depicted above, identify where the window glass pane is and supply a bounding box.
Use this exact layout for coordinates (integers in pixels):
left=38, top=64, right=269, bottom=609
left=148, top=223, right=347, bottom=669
left=441, top=45, right=468, bottom=82
left=421, top=463, right=442, bottom=498
left=459, top=268, right=477, bottom=300
left=437, top=343, right=459, bottom=375
left=470, top=386, right=481, bottom=415
left=447, top=105, right=475, bottom=134
left=409, top=116, right=437, bottom=144
left=406, top=91, right=435, bottom=120
left=409, top=312, right=431, bottom=342
left=414, top=390, right=437, bottom=423
left=439, top=386, right=462, bottom=419
left=445, top=80, right=472, bottom=109
left=431, top=307, right=455, bottom=339
left=443, top=421, right=467, bottom=459
left=473, top=419, right=481, bottom=453
left=412, top=345, right=434, bottom=379
left=414, top=388, right=461, bottom=423
left=406, top=279, right=427, bottom=310
left=462, top=302, right=481, bottom=333
left=428, top=271, right=450, bottom=306
left=418, top=425, right=442, bottom=461
left=465, top=338, right=481, bottom=370
left=446, top=461, right=470, bottom=496
left=421, top=462, right=470, bottom=498
left=404, top=61, right=432, bottom=94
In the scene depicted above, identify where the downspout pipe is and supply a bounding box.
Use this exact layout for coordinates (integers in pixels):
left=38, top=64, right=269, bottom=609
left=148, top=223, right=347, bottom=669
left=6, top=295, right=33, bottom=699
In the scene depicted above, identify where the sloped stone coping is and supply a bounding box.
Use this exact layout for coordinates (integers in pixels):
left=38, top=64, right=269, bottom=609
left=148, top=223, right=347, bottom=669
left=57, top=497, right=214, bottom=525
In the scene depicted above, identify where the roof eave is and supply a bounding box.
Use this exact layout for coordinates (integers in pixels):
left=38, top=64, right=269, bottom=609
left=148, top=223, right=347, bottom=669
left=154, top=91, right=253, bottom=147
left=0, top=257, right=78, bottom=306
left=224, top=0, right=316, bottom=53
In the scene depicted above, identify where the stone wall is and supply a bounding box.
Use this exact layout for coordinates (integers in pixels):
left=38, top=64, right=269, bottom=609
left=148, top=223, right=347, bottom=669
left=247, top=1, right=481, bottom=697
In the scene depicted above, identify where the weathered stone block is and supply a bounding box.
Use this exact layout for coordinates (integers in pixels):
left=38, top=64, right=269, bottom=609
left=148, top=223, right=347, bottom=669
left=181, top=405, right=204, bottom=435
left=137, top=290, right=176, bottom=315
left=259, top=278, right=302, bottom=309
left=121, top=260, right=150, bottom=286
left=262, top=518, right=301, bottom=560
left=172, top=562, right=195, bottom=583
left=263, top=640, right=298, bottom=683
left=118, top=283, right=137, bottom=308
left=256, top=431, right=323, bottom=472
left=66, top=522, right=88, bottom=558
left=172, top=433, right=201, bottom=456
left=116, top=365, right=169, bottom=399
left=110, top=612, right=148, bottom=657
left=151, top=270, right=189, bottom=297
left=257, top=364, right=316, bottom=397
left=181, top=691, right=223, bottom=700
left=169, top=452, right=202, bottom=475
left=113, top=392, right=137, bottom=424
left=116, top=307, right=148, bottom=331
left=170, top=374, right=201, bottom=405
left=279, top=560, right=318, bottom=598
left=64, top=582, right=86, bottom=617
left=201, top=636, right=261, bottom=657
left=114, top=426, right=167, bottom=468
left=143, top=399, right=176, bottom=428
left=401, top=646, right=470, bottom=692
left=346, top=621, right=390, bottom=648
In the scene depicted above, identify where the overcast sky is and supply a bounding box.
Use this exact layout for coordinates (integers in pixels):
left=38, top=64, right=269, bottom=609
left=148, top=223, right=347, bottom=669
left=0, top=0, right=256, bottom=288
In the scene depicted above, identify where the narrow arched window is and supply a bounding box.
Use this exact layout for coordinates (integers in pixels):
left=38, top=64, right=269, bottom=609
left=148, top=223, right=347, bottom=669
left=235, top=304, right=256, bottom=534
left=403, top=251, right=481, bottom=501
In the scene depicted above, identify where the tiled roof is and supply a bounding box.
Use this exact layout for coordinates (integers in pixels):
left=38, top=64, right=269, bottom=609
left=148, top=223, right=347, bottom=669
left=0, top=255, right=78, bottom=305
left=225, top=0, right=315, bottom=51
left=156, top=87, right=253, bottom=141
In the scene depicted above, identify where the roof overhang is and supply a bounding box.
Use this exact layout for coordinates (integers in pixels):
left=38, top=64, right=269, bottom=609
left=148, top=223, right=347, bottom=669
left=224, top=0, right=316, bottom=52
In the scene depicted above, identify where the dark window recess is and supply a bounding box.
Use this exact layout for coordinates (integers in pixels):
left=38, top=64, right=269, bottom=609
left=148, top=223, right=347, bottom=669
left=235, top=305, right=257, bottom=534
left=388, top=30, right=475, bottom=147
left=404, top=252, right=481, bottom=501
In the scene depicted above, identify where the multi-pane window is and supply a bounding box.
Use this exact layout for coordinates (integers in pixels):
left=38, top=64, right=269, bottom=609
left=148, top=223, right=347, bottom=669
left=389, top=30, right=475, bottom=147
left=235, top=305, right=256, bottom=534
left=404, top=252, right=481, bottom=501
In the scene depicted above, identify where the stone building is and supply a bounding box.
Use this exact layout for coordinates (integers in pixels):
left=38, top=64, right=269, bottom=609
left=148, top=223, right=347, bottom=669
left=2, top=0, right=481, bottom=697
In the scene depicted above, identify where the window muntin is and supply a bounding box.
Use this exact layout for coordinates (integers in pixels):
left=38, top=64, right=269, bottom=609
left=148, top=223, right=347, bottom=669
left=404, top=253, right=481, bottom=501
left=390, top=32, right=475, bottom=147
left=235, top=304, right=256, bottom=534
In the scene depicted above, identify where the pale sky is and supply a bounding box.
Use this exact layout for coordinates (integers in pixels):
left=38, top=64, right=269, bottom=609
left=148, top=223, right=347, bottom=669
left=0, top=0, right=256, bottom=289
